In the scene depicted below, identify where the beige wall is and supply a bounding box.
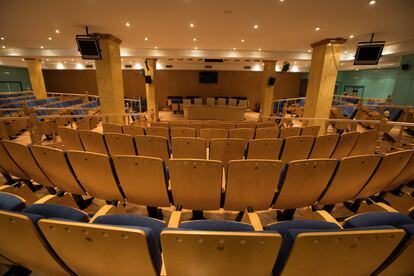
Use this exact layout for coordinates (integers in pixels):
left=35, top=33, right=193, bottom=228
left=43, top=69, right=303, bottom=108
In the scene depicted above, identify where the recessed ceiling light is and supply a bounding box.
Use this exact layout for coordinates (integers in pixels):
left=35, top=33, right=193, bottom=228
left=144, top=37, right=148, bottom=41
left=369, top=0, right=376, bottom=5
left=40, top=46, right=44, bottom=49
left=193, top=38, right=197, bottom=41
left=1, top=46, right=5, bottom=49
left=280, top=0, right=285, bottom=2
left=48, top=37, right=52, bottom=40
left=189, top=23, right=195, bottom=28
left=315, top=26, right=321, bottom=31
left=125, top=22, right=131, bottom=27
left=0, top=37, right=4, bottom=40
left=154, top=46, right=158, bottom=49
left=253, top=25, right=259, bottom=29
left=55, top=29, right=60, bottom=34
left=349, top=34, right=354, bottom=39
left=241, top=39, right=245, bottom=43
left=258, top=48, right=262, bottom=51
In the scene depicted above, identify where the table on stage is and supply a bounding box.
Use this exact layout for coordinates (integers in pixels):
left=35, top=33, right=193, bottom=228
left=182, top=104, right=245, bottom=121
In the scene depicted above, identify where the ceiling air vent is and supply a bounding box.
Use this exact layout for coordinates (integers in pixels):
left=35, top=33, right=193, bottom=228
left=85, top=64, right=93, bottom=69
left=204, top=65, right=213, bottom=69
left=204, top=59, right=224, bottom=63
left=243, top=66, right=251, bottom=69
left=165, top=65, right=173, bottom=68
left=124, top=64, right=132, bottom=68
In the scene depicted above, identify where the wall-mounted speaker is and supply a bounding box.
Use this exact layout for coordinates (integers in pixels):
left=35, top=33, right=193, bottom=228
left=145, top=75, right=152, bottom=84
left=268, top=77, right=276, bottom=86
left=401, top=64, right=410, bottom=71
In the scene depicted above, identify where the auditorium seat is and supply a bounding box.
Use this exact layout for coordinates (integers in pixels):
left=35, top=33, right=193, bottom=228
left=134, top=135, right=170, bottom=162
left=274, top=159, right=337, bottom=216
left=102, top=123, right=123, bottom=134
left=343, top=212, right=414, bottom=275
left=2, top=141, right=56, bottom=192
left=317, top=154, right=382, bottom=207
left=171, top=137, right=207, bottom=159
left=150, top=121, right=169, bottom=128
left=170, top=127, right=196, bottom=138
left=265, top=219, right=404, bottom=276
left=0, top=192, right=89, bottom=275
left=104, top=133, right=137, bottom=155
left=280, top=136, right=314, bottom=162
left=78, top=130, right=108, bottom=154
left=191, top=122, right=213, bottom=136
left=161, top=225, right=281, bottom=276
left=169, top=159, right=222, bottom=211
left=214, top=122, right=236, bottom=131
left=383, top=150, right=414, bottom=192
left=199, top=128, right=228, bottom=141
left=279, top=127, right=302, bottom=139
left=66, top=151, right=124, bottom=201
left=0, top=140, right=32, bottom=183
left=170, top=122, right=191, bottom=128
left=309, top=134, right=339, bottom=158
left=300, top=125, right=320, bottom=137
left=39, top=213, right=165, bottom=276
left=228, top=128, right=255, bottom=140
left=330, top=131, right=360, bottom=159
left=236, top=122, right=257, bottom=130
left=349, top=129, right=377, bottom=156
left=122, top=125, right=145, bottom=136
left=224, top=160, right=284, bottom=211
left=145, top=126, right=170, bottom=139
left=255, top=127, right=280, bottom=139
left=247, top=138, right=283, bottom=160
left=257, top=122, right=277, bottom=128
left=112, top=156, right=171, bottom=211
left=353, top=150, right=413, bottom=201
left=209, top=138, right=246, bottom=166
left=30, top=146, right=86, bottom=196
left=57, top=126, right=84, bottom=151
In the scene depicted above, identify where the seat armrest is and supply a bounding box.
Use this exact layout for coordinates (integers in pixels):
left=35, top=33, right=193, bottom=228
left=90, top=204, right=119, bottom=222
left=242, top=210, right=263, bottom=231
left=167, top=210, right=182, bottom=228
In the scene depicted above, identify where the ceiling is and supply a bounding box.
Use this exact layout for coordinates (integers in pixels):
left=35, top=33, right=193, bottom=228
left=0, top=0, right=413, bottom=71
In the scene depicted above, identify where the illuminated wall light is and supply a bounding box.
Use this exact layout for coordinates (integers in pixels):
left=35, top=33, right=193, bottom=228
left=291, top=66, right=299, bottom=72
left=253, top=24, right=259, bottom=29
left=0, top=37, right=4, bottom=40
left=40, top=46, right=44, bottom=49
left=76, top=63, right=84, bottom=70
left=134, top=63, right=142, bottom=70
left=194, top=46, right=198, bottom=50
left=154, top=46, right=158, bottom=49
left=349, top=34, right=354, bottom=39
left=48, top=37, right=52, bottom=40
left=258, top=48, right=262, bottom=51
left=241, top=39, right=245, bottom=43
left=193, top=38, right=197, bottom=41
left=189, top=23, right=195, bottom=28
left=307, top=49, right=312, bottom=52
left=55, top=29, right=60, bottom=34
left=144, top=37, right=148, bottom=41
left=156, top=63, right=162, bottom=70
left=233, top=47, right=236, bottom=51
left=125, top=22, right=131, bottom=27
left=315, top=26, right=321, bottom=31
left=252, top=64, right=262, bottom=71
left=57, top=63, right=64, bottom=69
left=369, top=0, right=376, bottom=5
left=1, top=46, right=5, bottom=49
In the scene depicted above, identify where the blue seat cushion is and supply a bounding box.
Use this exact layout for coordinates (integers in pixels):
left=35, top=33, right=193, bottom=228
left=93, top=214, right=164, bottom=275
left=93, top=214, right=165, bottom=249
left=409, top=209, right=414, bottom=220
left=179, top=220, right=254, bottom=232
left=343, top=212, right=414, bottom=229
left=265, top=220, right=341, bottom=275
left=0, top=192, right=26, bottom=211
left=23, top=204, right=89, bottom=222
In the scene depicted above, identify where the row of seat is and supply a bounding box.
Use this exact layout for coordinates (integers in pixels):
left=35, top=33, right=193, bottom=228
left=59, top=127, right=378, bottom=162
left=0, top=191, right=413, bottom=275
left=0, top=139, right=412, bottom=215
left=102, top=122, right=321, bottom=140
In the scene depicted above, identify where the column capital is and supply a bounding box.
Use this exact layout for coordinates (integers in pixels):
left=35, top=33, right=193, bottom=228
left=311, top=38, right=347, bottom=48
left=93, top=33, right=122, bottom=44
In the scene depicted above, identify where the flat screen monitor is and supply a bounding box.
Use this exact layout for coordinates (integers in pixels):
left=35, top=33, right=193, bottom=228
left=76, top=36, right=102, bottom=60
left=354, top=42, right=384, bottom=65
left=199, top=71, right=218, bottom=83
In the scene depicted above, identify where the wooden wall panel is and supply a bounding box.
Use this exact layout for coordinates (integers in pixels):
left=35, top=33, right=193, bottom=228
left=43, top=69, right=303, bottom=108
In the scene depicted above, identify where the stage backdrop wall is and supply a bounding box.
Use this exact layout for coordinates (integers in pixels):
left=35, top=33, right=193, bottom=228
left=43, top=69, right=303, bottom=108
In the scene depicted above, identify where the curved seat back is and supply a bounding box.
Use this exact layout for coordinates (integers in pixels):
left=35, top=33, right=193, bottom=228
left=171, top=137, right=207, bottom=159
left=280, top=136, right=314, bottom=162
left=104, top=133, right=137, bottom=156
left=78, top=130, right=108, bottom=154
left=57, top=127, right=84, bottom=151
left=134, top=135, right=170, bottom=162
left=309, top=134, right=339, bottom=158
left=247, top=139, right=283, bottom=160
